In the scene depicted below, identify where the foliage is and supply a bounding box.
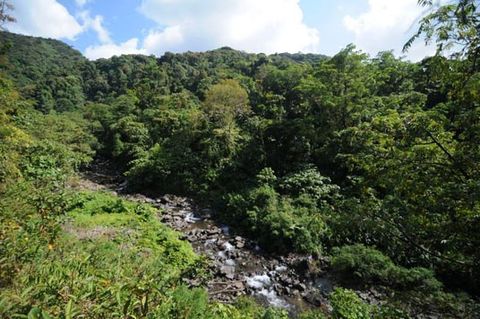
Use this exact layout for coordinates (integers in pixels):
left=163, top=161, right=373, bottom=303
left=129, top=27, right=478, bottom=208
left=1, top=16, right=480, bottom=316
left=0, top=1, right=15, bottom=30
left=224, top=168, right=330, bottom=253
left=405, top=0, right=480, bottom=60
left=331, top=245, right=442, bottom=292
left=0, top=31, right=86, bottom=113
left=329, top=288, right=371, bottom=319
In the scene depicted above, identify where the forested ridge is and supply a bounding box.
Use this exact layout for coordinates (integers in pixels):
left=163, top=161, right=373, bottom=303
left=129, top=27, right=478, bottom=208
left=1, top=0, right=479, bottom=318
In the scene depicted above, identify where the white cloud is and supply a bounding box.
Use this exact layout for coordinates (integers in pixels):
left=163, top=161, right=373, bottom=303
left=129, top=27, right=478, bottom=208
left=143, top=26, right=184, bottom=53
left=78, top=11, right=111, bottom=44
left=343, top=0, right=435, bottom=61
left=138, top=0, right=320, bottom=55
left=75, top=0, right=91, bottom=7
left=84, top=38, right=146, bottom=60
left=7, top=0, right=83, bottom=40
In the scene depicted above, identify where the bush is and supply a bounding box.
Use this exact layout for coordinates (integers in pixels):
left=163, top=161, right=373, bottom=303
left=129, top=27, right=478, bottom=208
left=225, top=184, right=327, bottom=253
left=222, top=167, right=331, bottom=253
left=0, top=188, right=203, bottom=318
left=330, top=288, right=371, bottom=319
left=279, top=166, right=340, bottom=205
left=299, top=310, right=328, bottom=319
left=331, top=244, right=442, bottom=292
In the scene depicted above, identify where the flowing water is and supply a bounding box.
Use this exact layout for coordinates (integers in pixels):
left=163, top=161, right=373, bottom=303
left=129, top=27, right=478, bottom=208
left=78, top=166, right=335, bottom=314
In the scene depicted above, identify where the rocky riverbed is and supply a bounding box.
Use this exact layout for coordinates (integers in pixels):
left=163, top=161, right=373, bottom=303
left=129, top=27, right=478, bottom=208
left=76, top=165, right=389, bottom=315
left=124, top=192, right=335, bottom=313
left=71, top=164, right=469, bottom=319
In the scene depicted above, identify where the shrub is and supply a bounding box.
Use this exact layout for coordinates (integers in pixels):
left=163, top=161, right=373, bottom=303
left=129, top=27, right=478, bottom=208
left=299, top=310, right=328, bottom=319
left=279, top=166, right=340, bottom=205
left=222, top=167, right=331, bottom=253
left=331, top=244, right=442, bottom=292
left=225, top=184, right=327, bottom=253
left=330, top=288, right=371, bottom=319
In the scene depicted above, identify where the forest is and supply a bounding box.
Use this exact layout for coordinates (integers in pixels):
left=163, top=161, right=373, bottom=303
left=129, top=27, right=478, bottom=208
left=0, top=0, right=479, bottom=318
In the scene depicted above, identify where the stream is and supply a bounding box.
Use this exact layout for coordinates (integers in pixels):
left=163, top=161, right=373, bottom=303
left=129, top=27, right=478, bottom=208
left=126, top=193, right=334, bottom=314
left=75, top=163, right=457, bottom=319
left=79, top=167, right=337, bottom=315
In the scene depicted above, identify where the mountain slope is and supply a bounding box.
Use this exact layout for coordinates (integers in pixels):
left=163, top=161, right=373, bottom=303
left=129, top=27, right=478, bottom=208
left=0, top=31, right=87, bottom=112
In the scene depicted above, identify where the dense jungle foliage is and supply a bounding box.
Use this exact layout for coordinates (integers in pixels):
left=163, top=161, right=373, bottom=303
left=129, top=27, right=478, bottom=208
left=1, top=0, right=479, bottom=317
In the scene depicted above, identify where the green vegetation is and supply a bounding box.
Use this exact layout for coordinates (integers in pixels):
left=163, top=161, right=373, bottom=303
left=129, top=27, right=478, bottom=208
left=332, top=245, right=442, bottom=292
left=1, top=0, right=480, bottom=317
left=224, top=167, right=334, bottom=253
left=330, top=288, right=372, bottom=319
left=0, top=31, right=86, bottom=113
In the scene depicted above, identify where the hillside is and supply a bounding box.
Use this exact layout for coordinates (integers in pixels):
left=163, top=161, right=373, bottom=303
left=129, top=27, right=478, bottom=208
left=0, top=31, right=87, bottom=112
left=1, top=12, right=480, bottom=318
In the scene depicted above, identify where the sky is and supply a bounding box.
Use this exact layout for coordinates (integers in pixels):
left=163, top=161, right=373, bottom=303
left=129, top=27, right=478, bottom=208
left=5, top=0, right=435, bottom=61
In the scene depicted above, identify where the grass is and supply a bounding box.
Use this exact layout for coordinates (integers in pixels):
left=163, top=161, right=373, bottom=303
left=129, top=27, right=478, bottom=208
left=1, top=189, right=315, bottom=318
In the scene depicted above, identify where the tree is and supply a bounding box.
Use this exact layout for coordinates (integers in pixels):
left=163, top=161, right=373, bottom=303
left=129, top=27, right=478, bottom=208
left=203, top=79, right=250, bottom=126
left=405, top=0, right=480, bottom=61
left=0, top=0, right=15, bottom=30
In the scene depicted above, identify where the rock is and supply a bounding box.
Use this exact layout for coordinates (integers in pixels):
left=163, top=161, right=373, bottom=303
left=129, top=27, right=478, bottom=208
left=304, top=291, right=324, bottom=306
left=235, top=241, right=245, bottom=249
left=280, top=275, right=293, bottom=286
left=225, top=259, right=236, bottom=266
left=207, top=228, right=221, bottom=235
left=273, top=283, right=282, bottom=293
left=220, top=265, right=236, bottom=279
left=295, top=282, right=307, bottom=291
left=173, top=216, right=183, bottom=223
left=160, top=215, right=173, bottom=222
left=201, top=208, right=213, bottom=218
left=232, top=281, right=245, bottom=290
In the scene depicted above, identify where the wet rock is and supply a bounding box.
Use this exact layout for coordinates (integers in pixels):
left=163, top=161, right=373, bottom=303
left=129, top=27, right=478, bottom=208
left=234, top=236, right=245, bottom=248
left=232, top=281, right=245, bottom=291
left=304, top=290, right=324, bottom=306
left=295, top=282, right=307, bottom=291
left=220, top=225, right=230, bottom=235
left=200, top=208, right=213, bottom=218
left=220, top=265, right=236, bottom=279
left=315, top=277, right=333, bottom=295
left=79, top=168, right=344, bottom=312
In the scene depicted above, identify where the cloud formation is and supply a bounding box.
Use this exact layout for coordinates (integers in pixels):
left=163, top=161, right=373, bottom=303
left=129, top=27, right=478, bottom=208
left=84, top=38, right=146, bottom=60
left=7, top=0, right=320, bottom=59
left=138, top=0, right=320, bottom=55
left=79, top=11, right=111, bottom=44
left=7, top=0, right=126, bottom=59
left=7, top=0, right=83, bottom=40
left=84, top=0, right=321, bottom=60
left=75, top=0, right=92, bottom=7
left=343, top=0, right=434, bottom=60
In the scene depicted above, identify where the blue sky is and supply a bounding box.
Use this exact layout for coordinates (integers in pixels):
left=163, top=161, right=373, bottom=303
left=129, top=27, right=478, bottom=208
left=7, top=0, right=434, bottom=60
